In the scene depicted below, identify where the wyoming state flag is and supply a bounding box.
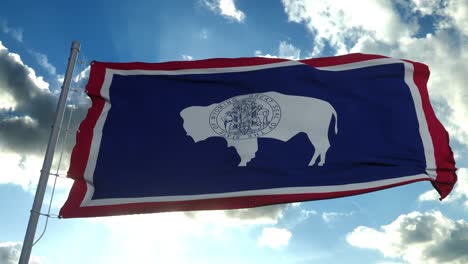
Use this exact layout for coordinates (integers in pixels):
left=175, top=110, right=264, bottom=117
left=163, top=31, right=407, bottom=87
left=60, top=53, right=457, bottom=218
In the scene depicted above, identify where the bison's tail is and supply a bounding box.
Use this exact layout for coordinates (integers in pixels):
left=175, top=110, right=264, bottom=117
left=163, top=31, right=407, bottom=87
left=332, top=108, right=338, bottom=134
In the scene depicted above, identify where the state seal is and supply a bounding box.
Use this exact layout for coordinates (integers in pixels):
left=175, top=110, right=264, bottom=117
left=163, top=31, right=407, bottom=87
left=209, top=93, right=282, bottom=140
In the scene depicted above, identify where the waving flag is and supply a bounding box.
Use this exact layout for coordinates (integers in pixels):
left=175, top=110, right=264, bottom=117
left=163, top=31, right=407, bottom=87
left=60, top=54, right=457, bottom=218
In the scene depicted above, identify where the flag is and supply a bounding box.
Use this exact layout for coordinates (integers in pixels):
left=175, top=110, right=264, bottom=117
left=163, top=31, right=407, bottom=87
left=60, top=53, right=456, bottom=218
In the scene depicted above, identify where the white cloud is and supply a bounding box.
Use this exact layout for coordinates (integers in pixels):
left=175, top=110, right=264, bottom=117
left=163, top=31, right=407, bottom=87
left=255, top=41, right=301, bottom=59
left=30, top=50, right=57, bottom=76
left=281, top=0, right=415, bottom=55
left=418, top=189, right=440, bottom=201
left=0, top=151, right=74, bottom=199
left=376, top=261, right=406, bottom=264
left=409, top=0, right=442, bottom=16
left=1, top=20, right=23, bottom=42
left=442, top=0, right=468, bottom=36
left=91, top=209, right=292, bottom=263
left=93, top=213, right=202, bottom=264
left=257, top=227, right=292, bottom=249
left=0, top=91, right=16, bottom=111
left=0, top=242, right=44, bottom=264
left=419, top=168, right=468, bottom=207
left=202, top=0, right=245, bottom=23
left=73, top=65, right=90, bottom=83
left=185, top=204, right=287, bottom=225
left=0, top=40, right=88, bottom=195
left=321, top=211, right=354, bottom=223
left=278, top=41, right=301, bottom=59
left=181, top=54, right=194, bottom=61
left=347, top=211, right=468, bottom=264
left=301, top=209, right=317, bottom=217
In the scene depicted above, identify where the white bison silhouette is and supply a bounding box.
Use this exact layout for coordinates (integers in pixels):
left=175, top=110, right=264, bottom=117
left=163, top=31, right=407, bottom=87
left=180, top=92, right=337, bottom=167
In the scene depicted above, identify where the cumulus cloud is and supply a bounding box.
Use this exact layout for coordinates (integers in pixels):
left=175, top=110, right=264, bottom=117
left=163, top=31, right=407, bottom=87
left=0, top=242, right=44, bottom=264
left=185, top=204, right=288, bottom=225
left=29, top=50, right=57, bottom=76
left=255, top=41, right=301, bottom=59
left=0, top=41, right=56, bottom=155
left=0, top=41, right=87, bottom=156
left=347, top=211, right=468, bottom=264
left=281, top=0, right=415, bottom=55
left=201, top=0, right=245, bottom=23
left=257, top=227, right=292, bottom=249
left=0, top=41, right=88, bottom=192
left=1, top=20, right=23, bottom=42
left=278, top=41, right=301, bottom=59
left=419, top=168, right=468, bottom=207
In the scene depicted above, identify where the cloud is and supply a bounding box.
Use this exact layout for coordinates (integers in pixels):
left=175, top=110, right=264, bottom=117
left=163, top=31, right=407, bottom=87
left=224, top=204, right=287, bottom=220
left=0, top=41, right=56, bottom=155
left=409, top=0, right=444, bottom=16
left=321, top=211, right=354, bottom=223
left=0, top=242, right=44, bottom=264
left=1, top=20, right=23, bottom=42
left=181, top=54, right=194, bottom=61
left=0, top=41, right=88, bottom=192
left=95, top=210, right=290, bottom=262
left=29, top=50, right=57, bottom=76
left=281, top=0, right=415, bottom=55
left=278, top=41, right=301, bottom=59
left=93, top=213, right=202, bottom=264
left=0, top=41, right=88, bottom=155
left=0, top=152, right=43, bottom=189
left=346, top=211, right=468, bottom=264
left=73, top=65, right=90, bottom=83
left=201, top=0, right=245, bottom=23
left=255, top=41, right=301, bottom=59
left=185, top=204, right=287, bottom=225
left=376, top=261, right=406, bottom=264
left=419, top=168, right=468, bottom=207
left=257, top=227, right=292, bottom=249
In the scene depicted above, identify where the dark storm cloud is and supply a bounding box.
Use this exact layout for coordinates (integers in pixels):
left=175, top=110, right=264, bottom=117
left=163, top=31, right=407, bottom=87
left=0, top=43, right=88, bottom=156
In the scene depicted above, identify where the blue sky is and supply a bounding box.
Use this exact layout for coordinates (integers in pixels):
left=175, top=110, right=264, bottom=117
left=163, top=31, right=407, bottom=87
left=0, top=0, right=467, bottom=263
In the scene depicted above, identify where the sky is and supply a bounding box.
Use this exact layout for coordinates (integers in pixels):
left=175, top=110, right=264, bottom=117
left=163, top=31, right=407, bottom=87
left=0, top=0, right=467, bottom=263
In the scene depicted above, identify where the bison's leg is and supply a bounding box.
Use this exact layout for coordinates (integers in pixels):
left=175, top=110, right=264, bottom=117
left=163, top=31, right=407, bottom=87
left=307, top=133, right=330, bottom=166
left=227, top=139, right=258, bottom=166
left=317, top=141, right=330, bottom=166
left=309, top=150, right=320, bottom=166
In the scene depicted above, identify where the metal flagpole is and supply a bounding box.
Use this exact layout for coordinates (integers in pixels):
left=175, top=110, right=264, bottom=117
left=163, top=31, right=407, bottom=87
left=19, top=41, right=80, bottom=264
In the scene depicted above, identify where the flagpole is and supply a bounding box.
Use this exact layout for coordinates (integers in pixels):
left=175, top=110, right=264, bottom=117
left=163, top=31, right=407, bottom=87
left=19, top=41, right=80, bottom=264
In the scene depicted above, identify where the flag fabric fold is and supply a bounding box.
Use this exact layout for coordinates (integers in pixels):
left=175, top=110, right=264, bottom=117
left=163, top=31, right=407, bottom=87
left=60, top=53, right=456, bottom=218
